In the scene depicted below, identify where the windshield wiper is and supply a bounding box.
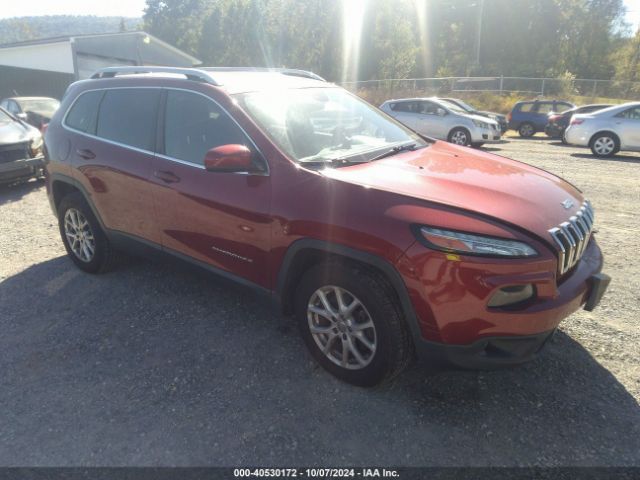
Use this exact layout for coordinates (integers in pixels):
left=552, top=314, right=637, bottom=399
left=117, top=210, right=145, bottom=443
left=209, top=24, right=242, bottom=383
left=368, top=143, right=423, bottom=162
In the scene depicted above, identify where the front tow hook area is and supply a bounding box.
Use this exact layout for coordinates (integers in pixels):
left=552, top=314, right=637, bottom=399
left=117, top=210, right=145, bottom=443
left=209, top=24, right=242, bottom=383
left=584, top=273, right=611, bottom=312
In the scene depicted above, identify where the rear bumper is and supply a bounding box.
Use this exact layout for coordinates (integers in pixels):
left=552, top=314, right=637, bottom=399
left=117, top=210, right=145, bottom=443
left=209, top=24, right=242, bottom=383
left=544, top=124, right=564, bottom=137
left=0, top=156, right=45, bottom=184
left=564, top=126, right=591, bottom=147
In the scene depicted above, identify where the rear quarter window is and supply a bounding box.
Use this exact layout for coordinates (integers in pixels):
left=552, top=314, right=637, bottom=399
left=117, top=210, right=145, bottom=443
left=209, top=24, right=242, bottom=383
left=65, top=90, right=104, bottom=134
left=96, top=89, right=160, bottom=151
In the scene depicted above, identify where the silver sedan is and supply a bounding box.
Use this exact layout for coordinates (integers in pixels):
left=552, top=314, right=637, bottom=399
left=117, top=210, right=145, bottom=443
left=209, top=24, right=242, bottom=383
left=564, top=102, right=640, bottom=157
left=379, top=97, right=501, bottom=147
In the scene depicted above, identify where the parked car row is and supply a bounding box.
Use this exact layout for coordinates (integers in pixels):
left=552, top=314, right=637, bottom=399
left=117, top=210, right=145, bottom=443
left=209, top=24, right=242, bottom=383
left=382, top=95, right=639, bottom=159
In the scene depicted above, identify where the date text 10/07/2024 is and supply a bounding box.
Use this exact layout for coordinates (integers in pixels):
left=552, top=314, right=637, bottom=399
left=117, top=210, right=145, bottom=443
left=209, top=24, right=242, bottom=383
left=233, top=468, right=400, bottom=478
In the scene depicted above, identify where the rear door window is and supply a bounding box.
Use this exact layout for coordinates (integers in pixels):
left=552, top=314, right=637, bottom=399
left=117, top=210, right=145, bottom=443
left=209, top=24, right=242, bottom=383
left=517, top=103, right=533, bottom=112
left=535, top=102, right=555, bottom=114
left=65, top=90, right=104, bottom=134
left=96, top=89, right=160, bottom=151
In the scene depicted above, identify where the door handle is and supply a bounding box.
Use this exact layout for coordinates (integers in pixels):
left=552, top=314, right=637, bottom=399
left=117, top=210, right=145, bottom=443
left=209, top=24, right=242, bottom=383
left=154, top=170, right=180, bottom=184
left=76, top=148, right=96, bottom=160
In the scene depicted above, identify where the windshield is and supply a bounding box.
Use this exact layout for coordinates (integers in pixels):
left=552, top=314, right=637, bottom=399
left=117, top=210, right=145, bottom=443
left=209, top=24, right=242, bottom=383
left=236, top=87, right=427, bottom=165
left=447, top=99, right=476, bottom=112
left=0, top=108, right=14, bottom=123
left=19, top=99, right=60, bottom=117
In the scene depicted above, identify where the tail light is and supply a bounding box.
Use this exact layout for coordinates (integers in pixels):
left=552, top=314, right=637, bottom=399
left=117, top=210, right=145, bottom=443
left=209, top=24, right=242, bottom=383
left=549, top=115, right=561, bottom=122
left=506, top=112, right=511, bottom=122
left=570, top=118, right=584, bottom=126
left=40, top=123, right=49, bottom=135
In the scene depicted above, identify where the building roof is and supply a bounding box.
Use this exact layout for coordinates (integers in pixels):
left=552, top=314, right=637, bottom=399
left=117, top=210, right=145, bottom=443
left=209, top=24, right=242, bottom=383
left=0, top=31, right=201, bottom=66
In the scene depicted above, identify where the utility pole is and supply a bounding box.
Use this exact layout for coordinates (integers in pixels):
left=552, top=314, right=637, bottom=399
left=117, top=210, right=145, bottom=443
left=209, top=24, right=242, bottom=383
left=475, top=0, right=485, bottom=67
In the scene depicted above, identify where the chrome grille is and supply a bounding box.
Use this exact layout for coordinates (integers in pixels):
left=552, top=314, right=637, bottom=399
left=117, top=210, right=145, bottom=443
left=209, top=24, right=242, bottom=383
left=548, top=201, right=595, bottom=275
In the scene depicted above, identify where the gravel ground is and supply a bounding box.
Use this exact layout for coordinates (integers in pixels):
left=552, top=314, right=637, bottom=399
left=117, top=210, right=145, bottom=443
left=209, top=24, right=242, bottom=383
left=0, top=137, right=638, bottom=467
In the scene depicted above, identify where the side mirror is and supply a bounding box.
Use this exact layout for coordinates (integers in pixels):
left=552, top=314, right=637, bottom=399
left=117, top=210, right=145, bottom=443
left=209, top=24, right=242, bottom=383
left=16, top=112, right=28, bottom=121
left=437, top=108, right=447, bottom=117
left=204, top=144, right=253, bottom=173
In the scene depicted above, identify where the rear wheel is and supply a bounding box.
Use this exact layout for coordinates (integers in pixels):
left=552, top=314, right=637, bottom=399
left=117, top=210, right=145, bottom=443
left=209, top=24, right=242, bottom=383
left=518, top=122, right=535, bottom=138
left=590, top=133, right=618, bottom=157
left=448, top=127, right=471, bottom=146
left=294, top=262, right=413, bottom=386
left=58, top=192, right=119, bottom=273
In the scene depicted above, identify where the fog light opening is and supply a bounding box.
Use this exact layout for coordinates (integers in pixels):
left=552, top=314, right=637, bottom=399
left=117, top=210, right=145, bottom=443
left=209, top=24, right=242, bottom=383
left=488, top=284, right=535, bottom=308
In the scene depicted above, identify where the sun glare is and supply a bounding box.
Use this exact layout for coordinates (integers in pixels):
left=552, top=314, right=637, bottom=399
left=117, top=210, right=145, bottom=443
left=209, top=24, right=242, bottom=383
left=414, top=0, right=432, bottom=76
left=341, top=0, right=367, bottom=84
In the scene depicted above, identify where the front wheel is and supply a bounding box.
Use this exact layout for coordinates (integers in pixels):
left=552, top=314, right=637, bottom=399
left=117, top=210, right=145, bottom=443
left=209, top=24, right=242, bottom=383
left=448, top=127, right=471, bottom=146
left=294, top=263, right=413, bottom=386
left=590, top=133, right=619, bottom=157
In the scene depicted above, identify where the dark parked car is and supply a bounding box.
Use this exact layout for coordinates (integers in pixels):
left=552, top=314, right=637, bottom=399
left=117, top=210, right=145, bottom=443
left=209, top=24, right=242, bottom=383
left=0, top=96, right=60, bottom=131
left=440, top=97, right=508, bottom=133
left=508, top=100, right=574, bottom=137
left=0, top=106, right=45, bottom=184
left=545, top=104, right=612, bottom=142
left=44, top=67, right=609, bottom=386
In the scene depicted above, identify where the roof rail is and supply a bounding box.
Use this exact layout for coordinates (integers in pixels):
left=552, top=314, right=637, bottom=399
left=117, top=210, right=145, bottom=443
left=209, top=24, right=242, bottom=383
left=90, top=66, right=221, bottom=85
left=201, top=67, right=326, bottom=82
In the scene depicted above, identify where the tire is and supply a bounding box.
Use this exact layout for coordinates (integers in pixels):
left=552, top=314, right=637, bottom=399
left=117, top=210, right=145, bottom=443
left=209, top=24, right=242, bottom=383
left=294, top=262, right=413, bottom=387
left=471, top=142, right=484, bottom=148
left=589, top=132, right=619, bottom=157
left=518, top=122, right=535, bottom=138
left=447, top=127, right=471, bottom=146
left=57, top=191, right=119, bottom=273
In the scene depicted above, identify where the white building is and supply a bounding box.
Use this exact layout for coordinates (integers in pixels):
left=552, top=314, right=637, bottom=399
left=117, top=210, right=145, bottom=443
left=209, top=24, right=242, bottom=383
left=0, top=31, right=201, bottom=99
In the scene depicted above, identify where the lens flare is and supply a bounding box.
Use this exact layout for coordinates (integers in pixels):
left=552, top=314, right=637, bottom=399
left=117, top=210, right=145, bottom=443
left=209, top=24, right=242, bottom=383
left=341, top=0, right=367, bottom=84
left=414, top=0, right=432, bottom=77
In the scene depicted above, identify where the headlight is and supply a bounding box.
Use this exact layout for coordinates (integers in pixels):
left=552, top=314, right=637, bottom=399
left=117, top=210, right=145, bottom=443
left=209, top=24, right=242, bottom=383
left=472, top=119, right=489, bottom=129
left=417, top=226, right=538, bottom=257
left=30, top=135, right=43, bottom=156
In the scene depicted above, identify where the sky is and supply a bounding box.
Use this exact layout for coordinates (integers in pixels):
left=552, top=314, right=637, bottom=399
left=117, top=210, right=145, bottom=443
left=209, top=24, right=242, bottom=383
left=0, top=0, right=639, bottom=30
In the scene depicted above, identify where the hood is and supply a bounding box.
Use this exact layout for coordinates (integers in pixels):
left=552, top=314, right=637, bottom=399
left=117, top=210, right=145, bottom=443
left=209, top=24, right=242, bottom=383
left=479, top=110, right=506, bottom=120
left=322, top=141, right=585, bottom=240
left=0, top=118, right=39, bottom=145
left=464, top=112, right=499, bottom=126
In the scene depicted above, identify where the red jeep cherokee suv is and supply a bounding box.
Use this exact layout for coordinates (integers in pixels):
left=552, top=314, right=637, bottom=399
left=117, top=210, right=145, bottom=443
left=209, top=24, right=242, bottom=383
left=44, top=67, right=610, bottom=386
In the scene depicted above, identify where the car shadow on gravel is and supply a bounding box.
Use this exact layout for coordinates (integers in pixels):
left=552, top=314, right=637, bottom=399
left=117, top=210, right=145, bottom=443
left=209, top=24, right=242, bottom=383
left=1, top=256, right=639, bottom=466
left=0, top=178, right=45, bottom=206
left=570, top=153, right=640, bottom=164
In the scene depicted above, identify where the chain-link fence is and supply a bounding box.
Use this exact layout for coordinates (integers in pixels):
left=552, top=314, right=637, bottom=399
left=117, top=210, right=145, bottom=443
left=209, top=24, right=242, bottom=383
left=341, top=76, right=640, bottom=106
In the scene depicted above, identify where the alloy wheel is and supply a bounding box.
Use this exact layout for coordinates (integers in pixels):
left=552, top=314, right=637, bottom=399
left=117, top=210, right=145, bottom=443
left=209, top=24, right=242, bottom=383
left=64, top=208, right=95, bottom=262
left=307, top=286, right=377, bottom=370
left=593, top=136, right=615, bottom=156
left=520, top=124, right=534, bottom=137
left=450, top=130, right=468, bottom=145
